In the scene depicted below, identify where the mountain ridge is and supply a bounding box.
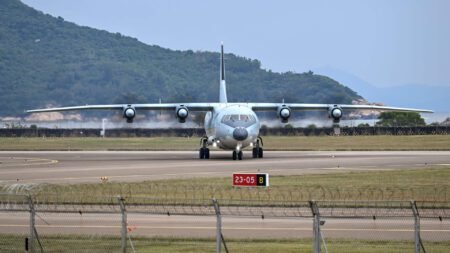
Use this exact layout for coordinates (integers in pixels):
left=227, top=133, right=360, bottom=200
left=0, top=0, right=361, bottom=117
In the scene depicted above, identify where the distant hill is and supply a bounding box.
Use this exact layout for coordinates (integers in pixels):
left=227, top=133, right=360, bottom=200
left=0, top=0, right=361, bottom=117
left=314, top=66, right=450, bottom=113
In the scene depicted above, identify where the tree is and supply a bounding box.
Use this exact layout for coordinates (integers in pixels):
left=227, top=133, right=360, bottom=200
left=113, top=92, right=147, bottom=104
left=376, top=112, right=426, bottom=127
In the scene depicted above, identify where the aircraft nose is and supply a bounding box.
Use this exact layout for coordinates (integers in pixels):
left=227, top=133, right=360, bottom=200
left=233, top=127, right=248, bottom=141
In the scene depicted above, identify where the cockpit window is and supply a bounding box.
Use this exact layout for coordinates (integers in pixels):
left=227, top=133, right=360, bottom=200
left=221, top=114, right=256, bottom=128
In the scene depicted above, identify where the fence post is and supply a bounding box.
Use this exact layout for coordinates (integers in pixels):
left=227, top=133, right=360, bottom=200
left=27, top=195, right=35, bottom=253
left=411, top=200, right=423, bottom=253
left=212, top=198, right=222, bottom=253
left=309, top=200, right=321, bottom=253
left=118, top=196, right=127, bottom=253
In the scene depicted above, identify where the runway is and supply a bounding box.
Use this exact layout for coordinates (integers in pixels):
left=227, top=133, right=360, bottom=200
left=1, top=212, right=448, bottom=240
left=0, top=151, right=449, bottom=184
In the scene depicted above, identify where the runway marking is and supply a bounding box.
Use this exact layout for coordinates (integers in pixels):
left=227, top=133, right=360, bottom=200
left=0, top=224, right=448, bottom=233
left=0, top=157, right=58, bottom=168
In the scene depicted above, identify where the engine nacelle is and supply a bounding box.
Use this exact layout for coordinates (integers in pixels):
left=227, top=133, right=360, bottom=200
left=277, top=105, right=291, bottom=123
left=207, top=136, right=216, bottom=145
left=328, top=105, right=343, bottom=123
left=176, top=105, right=189, bottom=123
left=123, top=105, right=136, bottom=123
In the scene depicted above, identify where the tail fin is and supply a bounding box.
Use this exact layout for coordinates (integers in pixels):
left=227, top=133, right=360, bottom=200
left=219, top=43, right=228, bottom=103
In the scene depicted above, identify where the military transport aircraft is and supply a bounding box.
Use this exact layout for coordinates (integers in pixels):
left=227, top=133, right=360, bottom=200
left=28, top=44, right=432, bottom=160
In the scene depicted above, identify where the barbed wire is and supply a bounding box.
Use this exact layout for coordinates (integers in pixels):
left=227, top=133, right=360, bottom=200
left=0, top=192, right=449, bottom=219
left=1, top=183, right=449, bottom=204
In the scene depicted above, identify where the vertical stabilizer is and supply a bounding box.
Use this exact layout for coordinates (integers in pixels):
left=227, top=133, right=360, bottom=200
left=219, top=43, right=228, bottom=103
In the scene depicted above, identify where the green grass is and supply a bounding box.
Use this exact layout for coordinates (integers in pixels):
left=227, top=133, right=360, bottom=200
left=0, top=137, right=196, bottom=151
left=265, top=135, right=450, bottom=151
left=0, top=135, right=449, bottom=150
left=4, top=167, right=448, bottom=203
left=0, top=234, right=448, bottom=253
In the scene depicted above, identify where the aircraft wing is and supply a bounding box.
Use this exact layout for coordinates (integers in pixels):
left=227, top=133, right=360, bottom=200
left=249, top=103, right=433, bottom=113
left=26, top=103, right=218, bottom=113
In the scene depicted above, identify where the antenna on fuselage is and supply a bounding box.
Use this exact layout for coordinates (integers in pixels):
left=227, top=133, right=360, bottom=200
left=221, top=43, right=225, bottom=81
left=159, top=98, right=162, bottom=115
left=219, top=42, right=228, bottom=103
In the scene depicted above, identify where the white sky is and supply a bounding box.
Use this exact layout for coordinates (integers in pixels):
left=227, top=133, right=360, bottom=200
left=22, top=0, right=450, bottom=87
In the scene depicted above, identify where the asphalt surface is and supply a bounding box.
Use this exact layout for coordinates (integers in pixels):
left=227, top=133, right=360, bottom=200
left=1, top=213, right=448, bottom=240
left=0, top=151, right=449, bottom=184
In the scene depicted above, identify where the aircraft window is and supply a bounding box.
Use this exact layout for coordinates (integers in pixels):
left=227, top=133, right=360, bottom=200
left=230, top=115, right=239, bottom=122
left=221, top=114, right=256, bottom=127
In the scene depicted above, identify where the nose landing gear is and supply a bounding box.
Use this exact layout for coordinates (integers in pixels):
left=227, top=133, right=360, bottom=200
left=232, top=150, right=243, bottom=160
left=252, top=137, right=264, bottom=159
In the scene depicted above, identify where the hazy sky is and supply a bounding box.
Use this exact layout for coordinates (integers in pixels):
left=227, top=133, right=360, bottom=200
left=22, top=0, right=450, bottom=88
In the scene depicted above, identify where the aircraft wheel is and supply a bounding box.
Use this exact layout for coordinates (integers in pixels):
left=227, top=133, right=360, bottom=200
left=238, top=151, right=243, bottom=160
left=252, top=148, right=257, bottom=158
left=199, top=148, right=205, bottom=159
left=232, top=151, right=237, bottom=160
left=205, top=148, right=210, bottom=159
left=258, top=147, right=263, bottom=158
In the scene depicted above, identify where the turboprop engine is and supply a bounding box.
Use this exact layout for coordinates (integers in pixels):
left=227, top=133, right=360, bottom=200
left=176, top=105, right=189, bottom=123
left=328, top=105, right=343, bottom=123
left=123, top=105, right=136, bottom=123
left=278, top=105, right=291, bottom=123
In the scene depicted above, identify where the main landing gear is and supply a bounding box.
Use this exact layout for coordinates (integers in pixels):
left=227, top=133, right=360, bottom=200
left=199, top=137, right=210, bottom=159
left=252, top=137, right=264, bottom=159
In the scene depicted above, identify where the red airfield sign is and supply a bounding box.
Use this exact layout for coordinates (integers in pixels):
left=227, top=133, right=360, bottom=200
left=232, top=173, right=269, bottom=187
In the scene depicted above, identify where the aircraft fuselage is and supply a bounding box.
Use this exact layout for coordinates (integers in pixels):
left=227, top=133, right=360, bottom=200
left=204, top=104, right=260, bottom=150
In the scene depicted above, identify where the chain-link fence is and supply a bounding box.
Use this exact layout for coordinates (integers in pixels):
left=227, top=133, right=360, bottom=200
left=1, top=126, right=449, bottom=137
left=0, top=194, right=448, bottom=253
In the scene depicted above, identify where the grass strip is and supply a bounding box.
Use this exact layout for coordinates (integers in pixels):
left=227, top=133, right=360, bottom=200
left=3, top=167, right=449, bottom=203
left=0, top=234, right=448, bottom=253
left=0, top=135, right=449, bottom=151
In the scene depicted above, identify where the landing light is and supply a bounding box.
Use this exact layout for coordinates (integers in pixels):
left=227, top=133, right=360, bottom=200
left=213, top=142, right=217, bottom=147
left=250, top=142, right=253, bottom=147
